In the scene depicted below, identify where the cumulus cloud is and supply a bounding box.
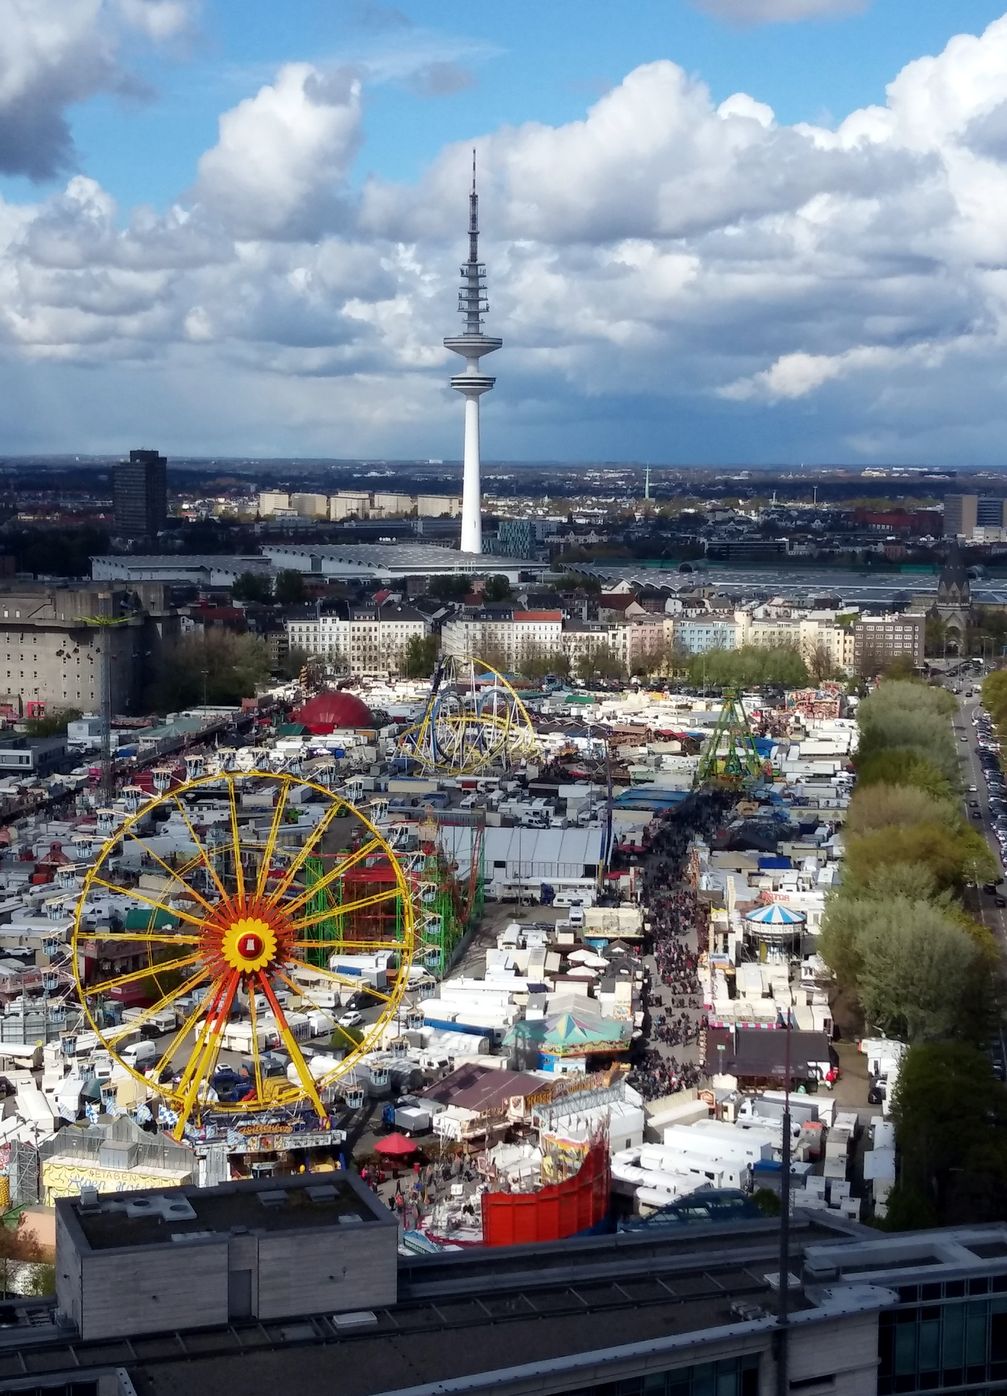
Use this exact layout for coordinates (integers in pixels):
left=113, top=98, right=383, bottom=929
left=0, top=0, right=199, bottom=180
left=194, top=64, right=362, bottom=240
left=695, top=0, right=869, bottom=22
left=7, top=14, right=1007, bottom=461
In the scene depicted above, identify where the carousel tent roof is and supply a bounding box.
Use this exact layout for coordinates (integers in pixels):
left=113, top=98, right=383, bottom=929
left=744, top=903, right=807, bottom=926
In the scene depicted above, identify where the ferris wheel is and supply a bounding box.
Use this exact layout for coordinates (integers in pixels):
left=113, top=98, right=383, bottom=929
left=399, top=657, right=539, bottom=776
left=71, top=771, right=415, bottom=1140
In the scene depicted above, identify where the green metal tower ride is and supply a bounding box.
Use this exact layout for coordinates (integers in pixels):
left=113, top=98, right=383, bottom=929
left=694, top=688, right=765, bottom=787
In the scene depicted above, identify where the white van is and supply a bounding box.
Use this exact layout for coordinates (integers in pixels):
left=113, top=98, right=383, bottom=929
left=121, top=1039, right=157, bottom=1070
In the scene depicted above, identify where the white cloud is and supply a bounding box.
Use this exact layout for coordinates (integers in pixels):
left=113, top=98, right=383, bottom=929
left=194, top=64, right=362, bottom=240
left=0, top=0, right=199, bottom=179
left=7, top=14, right=1007, bottom=461
left=694, top=0, right=868, bottom=24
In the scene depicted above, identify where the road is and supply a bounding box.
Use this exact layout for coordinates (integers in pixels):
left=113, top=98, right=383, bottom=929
left=954, top=686, right=1007, bottom=939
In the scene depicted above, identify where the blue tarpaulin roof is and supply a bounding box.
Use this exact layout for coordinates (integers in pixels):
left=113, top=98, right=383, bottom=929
left=757, top=856, right=792, bottom=870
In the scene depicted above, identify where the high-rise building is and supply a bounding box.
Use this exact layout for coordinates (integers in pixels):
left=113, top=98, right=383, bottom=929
left=944, top=493, right=1007, bottom=538
left=113, top=448, right=167, bottom=538
left=445, top=153, right=502, bottom=556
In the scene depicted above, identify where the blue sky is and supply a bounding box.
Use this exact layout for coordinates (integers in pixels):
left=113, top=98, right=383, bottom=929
left=3, top=0, right=1007, bottom=464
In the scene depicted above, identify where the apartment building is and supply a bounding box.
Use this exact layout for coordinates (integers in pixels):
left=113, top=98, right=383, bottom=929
left=852, top=613, right=925, bottom=672
left=286, top=605, right=428, bottom=675
left=259, top=490, right=462, bottom=522
left=442, top=610, right=564, bottom=668
left=675, top=616, right=740, bottom=654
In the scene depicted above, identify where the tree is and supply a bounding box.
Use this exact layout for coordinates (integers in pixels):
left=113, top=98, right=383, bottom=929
left=856, top=900, right=981, bottom=1043
left=855, top=749, right=954, bottom=802
left=483, top=574, right=512, bottom=602
left=232, top=571, right=272, bottom=604
left=822, top=894, right=984, bottom=1043
left=924, top=616, right=947, bottom=657
left=807, top=641, right=841, bottom=685
left=146, top=631, right=271, bottom=711
left=274, top=570, right=306, bottom=604
left=555, top=573, right=601, bottom=594
left=428, top=575, right=471, bottom=600
left=402, top=634, right=439, bottom=679
left=843, top=783, right=958, bottom=837
left=278, top=645, right=310, bottom=681
left=24, top=707, right=81, bottom=738
left=575, top=642, right=624, bottom=680
left=888, top=1042, right=1007, bottom=1227
left=843, top=821, right=996, bottom=896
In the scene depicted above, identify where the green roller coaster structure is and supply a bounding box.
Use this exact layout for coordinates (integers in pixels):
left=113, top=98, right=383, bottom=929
left=694, top=687, right=765, bottom=787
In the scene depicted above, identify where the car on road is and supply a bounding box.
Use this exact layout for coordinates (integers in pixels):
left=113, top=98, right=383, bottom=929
left=997, top=897, right=1007, bottom=909
left=337, top=1010, right=363, bottom=1028
left=970, top=785, right=979, bottom=793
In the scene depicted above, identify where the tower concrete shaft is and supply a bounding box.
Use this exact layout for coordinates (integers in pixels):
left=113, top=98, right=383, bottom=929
left=444, top=152, right=501, bottom=555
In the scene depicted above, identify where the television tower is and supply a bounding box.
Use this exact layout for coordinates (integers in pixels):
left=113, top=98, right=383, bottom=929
left=445, top=151, right=502, bottom=555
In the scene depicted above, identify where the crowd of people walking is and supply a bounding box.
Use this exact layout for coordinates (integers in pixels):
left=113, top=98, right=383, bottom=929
left=627, top=790, right=736, bottom=1102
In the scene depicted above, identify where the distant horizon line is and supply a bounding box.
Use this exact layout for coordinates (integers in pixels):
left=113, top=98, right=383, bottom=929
left=0, top=455, right=999, bottom=473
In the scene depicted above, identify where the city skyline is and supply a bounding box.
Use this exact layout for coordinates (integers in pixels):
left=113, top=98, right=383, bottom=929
left=2, top=2, right=1007, bottom=464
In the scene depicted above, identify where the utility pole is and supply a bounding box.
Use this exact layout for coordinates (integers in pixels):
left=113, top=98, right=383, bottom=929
left=776, top=1012, right=793, bottom=1396
left=83, top=592, right=131, bottom=803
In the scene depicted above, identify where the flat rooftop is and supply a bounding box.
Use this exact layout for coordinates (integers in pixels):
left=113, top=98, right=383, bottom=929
left=4, top=1213, right=867, bottom=1396
left=63, top=1174, right=384, bottom=1252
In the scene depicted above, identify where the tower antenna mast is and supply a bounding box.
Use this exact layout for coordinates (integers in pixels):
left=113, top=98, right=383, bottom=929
left=445, top=149, right=502, bottom=555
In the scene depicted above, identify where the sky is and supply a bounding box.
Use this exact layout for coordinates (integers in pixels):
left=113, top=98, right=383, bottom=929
left=3, top=1, right=1007, bottom=465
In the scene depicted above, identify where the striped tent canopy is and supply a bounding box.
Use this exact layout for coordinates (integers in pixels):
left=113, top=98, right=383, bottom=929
left=745, top=903, right=806, bottom=927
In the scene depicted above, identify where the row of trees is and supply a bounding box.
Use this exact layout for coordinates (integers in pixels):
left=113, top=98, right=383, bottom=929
left=820, top=679, right=1007, bottom=1226
left=821, top=681, right=996, bottom=1044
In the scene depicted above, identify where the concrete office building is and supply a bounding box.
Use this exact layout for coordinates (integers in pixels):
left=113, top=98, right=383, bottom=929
left=113, top=448, right=167, bottom=539
left=944, top=493, right=1007, bottom=539
left=18, top=1177, right=1007, bottom=1396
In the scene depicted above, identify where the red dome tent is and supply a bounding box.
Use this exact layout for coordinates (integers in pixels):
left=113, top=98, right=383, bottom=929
left=294, top=690, right=374, bottom=734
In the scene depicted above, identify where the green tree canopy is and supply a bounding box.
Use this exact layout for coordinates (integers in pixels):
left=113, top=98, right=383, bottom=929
left=402, top=634, right=439, bottom=679
left=231, top=571, right=273, bottom=604
left=274, top=570, right=306, bottom=604
left=889, top=1042, right=1007, bottom=1227
left=483, top=574, right=512, bottom=602
left=843, top=782, right=958, bottom=837
left=24, top=707, right=82, bottom=738
left=854, top=748, right=954, bottom=802
left=146, top=631, right=271, bottom=710
left=843, top=821, right=996, bottom=896
left=685, top=644, right=808, bottom=690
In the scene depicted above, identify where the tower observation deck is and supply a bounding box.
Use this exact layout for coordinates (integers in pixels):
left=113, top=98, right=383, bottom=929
left=444, top=152, right=502, bottom=555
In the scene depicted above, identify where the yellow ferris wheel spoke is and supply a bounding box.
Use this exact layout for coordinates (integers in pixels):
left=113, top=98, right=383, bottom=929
left=153, top=972, right=221, bottom=1079
left=173, top=973, right=239, bottom=1139
left=275, top=968, right=365, bottom=1052
left=169, top=795, right=231, bottom=904
left=287, top=885, right=401, bottom=934
left=226, top=777, right=246, bottom=904
left=247, top=978, right=264, bottom=1101
left=266, top=799, right=346, bottom=904
left=85, top=950, right=205, bottom=999
left=277, top=836, right=384, bottom=919
left=257, top=972, right=327, bottom=1122
left=89, top=876, right=208, bottom=931
left=75, top=931, right=202, bottom=946
left=123, top=832, right=216, bottom=916
left=254, top=779, right=290, bottom=900
left=286, top=957, right=395, bottom=1004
